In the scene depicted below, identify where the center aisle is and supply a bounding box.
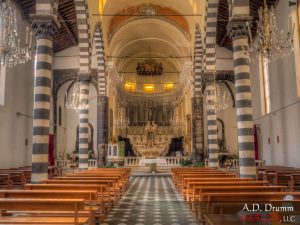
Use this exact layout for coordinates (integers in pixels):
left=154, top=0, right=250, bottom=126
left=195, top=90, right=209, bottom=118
left=101, top=176, right=199, bottom=225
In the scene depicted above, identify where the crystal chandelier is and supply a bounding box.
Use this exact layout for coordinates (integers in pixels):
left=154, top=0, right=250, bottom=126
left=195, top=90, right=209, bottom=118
left=136, top=47, right=163, bottom=76
left=65, top=81, right=89, bottom=112
left=204, top=81, right=230, bottom=112
left=0, top=0, right=32, bottom=67
left=250, top=0, right=294, bottom=61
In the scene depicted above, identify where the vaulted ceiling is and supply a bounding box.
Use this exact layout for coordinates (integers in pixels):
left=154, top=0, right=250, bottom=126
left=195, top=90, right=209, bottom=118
left=15, top=0, right=278, bottom=53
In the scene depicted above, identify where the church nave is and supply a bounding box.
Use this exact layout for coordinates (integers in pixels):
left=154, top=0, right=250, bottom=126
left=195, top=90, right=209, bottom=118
left=101, top=176, right=198, bottom=225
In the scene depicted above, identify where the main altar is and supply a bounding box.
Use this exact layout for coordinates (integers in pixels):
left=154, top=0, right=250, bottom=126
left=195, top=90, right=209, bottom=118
left=127, top=121, right=172, bottom=158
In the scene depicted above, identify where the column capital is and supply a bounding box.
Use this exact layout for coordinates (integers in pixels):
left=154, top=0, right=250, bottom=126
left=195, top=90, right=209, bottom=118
left=30, top=14, right=60, bottom=40
left=227, top=16, right=252, bottom=40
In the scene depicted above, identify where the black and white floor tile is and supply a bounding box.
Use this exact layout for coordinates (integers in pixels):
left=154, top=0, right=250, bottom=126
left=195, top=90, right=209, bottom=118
left=101, top=176, right=199, bottom=225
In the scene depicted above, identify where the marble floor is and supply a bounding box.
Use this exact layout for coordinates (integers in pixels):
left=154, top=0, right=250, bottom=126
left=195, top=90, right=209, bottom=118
left=100, top=176, right=199, bottom=225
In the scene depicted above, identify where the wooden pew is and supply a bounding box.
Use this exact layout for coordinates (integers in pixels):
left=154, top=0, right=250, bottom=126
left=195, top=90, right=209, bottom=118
left=0, top=170, right=27, bottom=188
left=55, top=175, right=126, bottom=193
left=174, top=172, right=230, bottom=188
left=180, top=177, right=252, bottom=196
left=185, top=181, right=269, bottom=201
left=66, top=173, right=129, bottom=190
left=0, top=174, right=13, bottom=190
left=289, top=174, right=300, bottom=191
left=43, top=179, right=120, bottom=205
left=0, top=190, right=107, bottom=223
left=178, top=173, right=237, bottom=189
left=25, top=183, right=113, bottom=213
left=0, top=198, right=91, bottom=225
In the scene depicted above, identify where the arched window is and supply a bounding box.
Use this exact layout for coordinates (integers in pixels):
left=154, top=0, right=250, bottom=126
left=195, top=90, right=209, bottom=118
left=0, top=66, right=6, bottom=106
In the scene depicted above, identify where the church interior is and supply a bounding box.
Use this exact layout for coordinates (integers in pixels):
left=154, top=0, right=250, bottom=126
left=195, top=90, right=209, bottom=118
left=0, top=0, right=300, bottom=224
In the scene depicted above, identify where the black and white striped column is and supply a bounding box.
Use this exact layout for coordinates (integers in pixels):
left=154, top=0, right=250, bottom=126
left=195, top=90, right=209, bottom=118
left=79, top=78, right=90, bottom=170
left=204, top=0, right=219, bottom=71
left=75, top=0, right=92, bottom=170
left=192, top=24, right=204, bottom=162
left=30, top=15, right=59, bottom=183
left=227, top=0, right=256, bottom=178
left=75, top=0, right=91, bottom=73
left=206, top=83, right=219, bottom=168
left=203, top=0, right=219, bottom=167
left=94, top=23, right=108, bottom=167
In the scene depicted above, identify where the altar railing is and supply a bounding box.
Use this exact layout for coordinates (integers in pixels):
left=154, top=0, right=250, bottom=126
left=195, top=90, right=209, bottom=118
left=88, top=159, right=97, bottom=169
left=124, top=157, right=186, bottom=167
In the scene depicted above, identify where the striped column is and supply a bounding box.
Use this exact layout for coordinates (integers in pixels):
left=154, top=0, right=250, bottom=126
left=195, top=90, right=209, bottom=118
left=206, top=83, right=219, bottom=168
left=203, top=0, right=219, bottom=167
left=75, top=0, right=92, bottom=170
left=227, top=1, right=256, bottom=178
left=204, top=0, right=219, bottom=71
left=79, top=79, right=90, bottom=170
left=75, top=0, right=91, bottom=73
left=94, top=23, right=108, bottom=167
left=192, top=24, right=204, bottom=162
left=30, top=15, right=59, bottom=183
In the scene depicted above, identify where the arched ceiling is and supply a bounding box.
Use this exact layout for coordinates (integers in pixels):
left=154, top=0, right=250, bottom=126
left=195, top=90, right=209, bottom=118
left=108, top=18, right=191, bottom=72
left=15, top=0, right=278, bottom=53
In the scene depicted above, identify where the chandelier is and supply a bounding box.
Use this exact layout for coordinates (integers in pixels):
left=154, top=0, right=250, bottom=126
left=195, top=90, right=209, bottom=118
left=136, top=47, right=163, bottom=76
left=0, top=0, right=31, bottom=67
left=204, top=81, right=230, bottom=112
left=65, top=81, right=89, bottom=112
left=250, top=0, right=294, bottom=61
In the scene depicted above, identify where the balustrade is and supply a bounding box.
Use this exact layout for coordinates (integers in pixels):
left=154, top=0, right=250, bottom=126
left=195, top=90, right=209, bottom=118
left=88, top=159, right=97, bottom=169
left=124, top=157, right=185, bottom=167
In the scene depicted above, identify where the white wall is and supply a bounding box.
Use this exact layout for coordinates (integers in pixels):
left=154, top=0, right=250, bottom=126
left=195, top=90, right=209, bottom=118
left=250, top=0, right=300, bottom=167
left=0, top=4, right=35, bottom=168
left=56, top=81, right=98, bottom=155
left=203, top=82, right=238, bottom=155
left=53, top=47, right=79, bottom=70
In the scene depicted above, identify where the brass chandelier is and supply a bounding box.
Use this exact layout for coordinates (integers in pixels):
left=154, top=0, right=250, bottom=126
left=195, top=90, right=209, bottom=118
left=136, top=47, right=163, bottom=76
left=250, top=0, right=294, bottom=61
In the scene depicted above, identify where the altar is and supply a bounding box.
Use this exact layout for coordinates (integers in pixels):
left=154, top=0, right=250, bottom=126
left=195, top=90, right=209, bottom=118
left=139, top=158, right=167, bottom=166
left=127, top=121, right=172, bottom=157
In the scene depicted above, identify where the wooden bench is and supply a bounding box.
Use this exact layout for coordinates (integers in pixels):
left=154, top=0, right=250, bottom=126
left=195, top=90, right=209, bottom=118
left=0, top=174, right=13, bottom=190
left=25, top=183, right=113, bottom=213
left=198, top=192, right=300, bottom=223
left=179, top=173, right=237, bottom=187
left=55, top=175, right=126, bottom=193
left=66, top=173, right=129, bottom=190
left=180, top=177, right=253, bottom=196
left=0, top=171, right=27, bottom=188
left=0, top=190, right=108, bottom=223
left=185, top=181, right=269, bottom=202
left=43, top=179, right=120, bottom=206
left=0, top=198, right=92, bottom=225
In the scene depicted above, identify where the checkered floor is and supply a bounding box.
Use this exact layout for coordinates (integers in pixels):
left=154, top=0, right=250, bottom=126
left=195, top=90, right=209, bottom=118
left=100, top=176, right=199, bottom=225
